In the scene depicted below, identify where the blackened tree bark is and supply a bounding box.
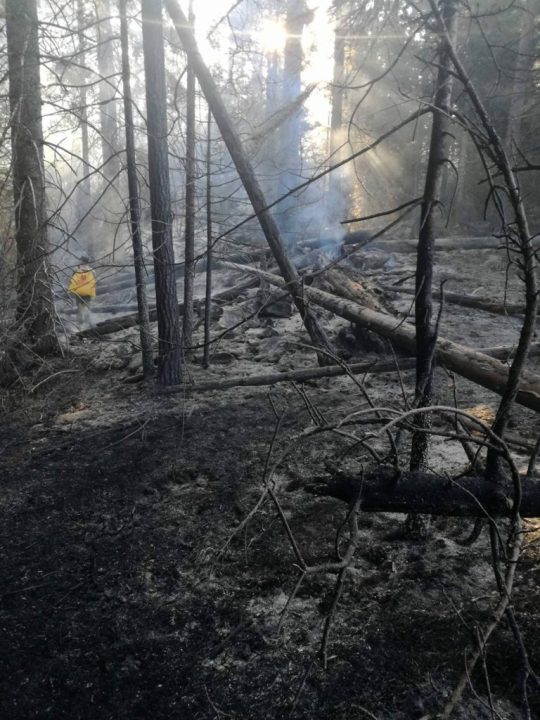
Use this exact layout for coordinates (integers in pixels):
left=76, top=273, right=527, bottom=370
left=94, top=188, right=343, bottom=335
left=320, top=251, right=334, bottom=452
left=165, top=0, right=333, bottom=364
left=6, top=0, right=58, bottom=353
left=141, top=0, right=182, bottom=385
left=182, top=1, right=196, bottom=359
left=406, top=0, right=458, bottom=537
left=410, top=0, right=458, bottom=470
left=119, top=0, right=154, bottom=378
left=406, top=0, right=457, bottom=537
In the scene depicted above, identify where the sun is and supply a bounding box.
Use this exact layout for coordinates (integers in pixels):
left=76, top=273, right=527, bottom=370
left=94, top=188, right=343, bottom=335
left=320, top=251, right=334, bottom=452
left=257, top=18, right=288, bottom=55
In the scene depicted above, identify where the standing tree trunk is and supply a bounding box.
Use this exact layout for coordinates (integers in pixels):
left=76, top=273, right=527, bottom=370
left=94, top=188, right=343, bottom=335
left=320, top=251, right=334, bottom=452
left=407, top=0, right=458, bottom=537
left=203, top=106, right=212, bottom=370
left=6, top=0, right=58, bottom=353
left=165, top=0, right=333, bottom=364
left=411, top=0, right=458, bottom=468
left=141, top=0, right=182, bottom=385
left=182, top=0, right=196, bottom=359
left=119, top=0, right=154, bottom=379
left=76, top=0, right=92, bottom=255
left=503, top=0, right=536, bottom=155
left=262, top=49, right=280, bottom=200
left=96, top=0, right=120, bottom=180
left=277, top=0, right=312, bottom=248
left=327, top=12, right=349, bottom=226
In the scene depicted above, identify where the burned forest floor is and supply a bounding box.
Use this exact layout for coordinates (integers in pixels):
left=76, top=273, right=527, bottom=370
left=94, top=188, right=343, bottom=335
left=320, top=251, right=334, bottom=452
left=2, top=245, right=540, bottom=720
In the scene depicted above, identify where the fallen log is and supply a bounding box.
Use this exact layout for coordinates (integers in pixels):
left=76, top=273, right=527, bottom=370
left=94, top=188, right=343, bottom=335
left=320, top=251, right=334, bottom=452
left=305, top=466, right=540, bottom=517
left=62, top=304, right=142, bottom=315
left=223, top=262, right=540, bottom=413
left=189, top=358, right=417, bottom=392
left=175, top=342, right=539, bottom=394
left=323, top=268, right=396, bottom=314
left=381, top=284, right=526, bottom=317
left=364, top=235, right=540, bottom=254
left=75, top=278, right=258, bottom=338
left=480, top=342, right=540, bottom=361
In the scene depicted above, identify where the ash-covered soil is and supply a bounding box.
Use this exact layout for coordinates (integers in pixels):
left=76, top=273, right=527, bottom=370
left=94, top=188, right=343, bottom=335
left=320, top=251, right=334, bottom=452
left=2, top=247, right=540, bottom=719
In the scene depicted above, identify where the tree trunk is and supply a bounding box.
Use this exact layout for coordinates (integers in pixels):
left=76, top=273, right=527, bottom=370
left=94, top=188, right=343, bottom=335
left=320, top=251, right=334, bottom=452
left=203, top=106, right=213, bottom=369
left=276, top=0, right=311, bottom=248
left=363, top=236, right=540, bottom=253
left=96, top=0, right=120, bottom=179
left=260, top=49, right=280, bottom=200
left=190, top=358, right=416, bottom=393
left=76, top=0, right=92, bottom=254
left=6, top=0, right=58, bottom=353
left=411, top=0, right=458, bottom=475
left=503, top=0, right=536, bottom=154
left=381, top=284, right=527, bottom=318
left=324, top=268, right=391, bottom=312
left=141, top=0, right=182, bottom=385
left=327, top=11, right=349, bottom=226
left=164, top=0, right=333, bottom=365
left=182, top=0, right=196, bottom=359
left=119, top=0, right=154, bottom=378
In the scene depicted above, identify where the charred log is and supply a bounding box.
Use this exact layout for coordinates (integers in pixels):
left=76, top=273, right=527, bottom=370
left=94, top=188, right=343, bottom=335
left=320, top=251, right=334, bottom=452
left=305, top=466, right=540, bottom=517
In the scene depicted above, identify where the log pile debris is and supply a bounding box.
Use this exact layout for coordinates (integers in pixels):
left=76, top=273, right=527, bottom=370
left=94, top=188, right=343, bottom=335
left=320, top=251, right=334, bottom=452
left=223, top=261, right=540, bottom=413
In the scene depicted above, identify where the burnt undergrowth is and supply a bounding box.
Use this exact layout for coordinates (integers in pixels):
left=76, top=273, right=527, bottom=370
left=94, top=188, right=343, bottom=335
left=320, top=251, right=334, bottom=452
left=1, top=357, right=540, bottom=719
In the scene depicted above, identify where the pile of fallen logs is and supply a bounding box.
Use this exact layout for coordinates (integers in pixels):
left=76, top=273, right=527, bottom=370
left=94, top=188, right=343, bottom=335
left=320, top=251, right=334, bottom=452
left=222, top=261, right=540, bottom=414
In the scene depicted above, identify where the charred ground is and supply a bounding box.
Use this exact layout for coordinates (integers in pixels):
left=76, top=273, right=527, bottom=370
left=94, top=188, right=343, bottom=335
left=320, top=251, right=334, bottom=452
left=2, top=248, right=540, bottom=720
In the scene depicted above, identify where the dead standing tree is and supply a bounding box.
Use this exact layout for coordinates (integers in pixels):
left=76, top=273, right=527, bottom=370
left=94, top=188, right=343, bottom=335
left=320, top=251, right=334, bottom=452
left=5, top=0, right=58, bottom=355
left=95, top=0, right=120, bottom=181
left=75, top=0, right=92, bottom=251
left=119, top=0, right=154, bottom=379
left=407, top=0, right=458, bottom=536
left=412, top=0, right=458, bottom=466
left=182, top=0, right=196, bottom=360
left=203, top=106, right=213, bottom=369
left=141, top=0, right=182, bottom=385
